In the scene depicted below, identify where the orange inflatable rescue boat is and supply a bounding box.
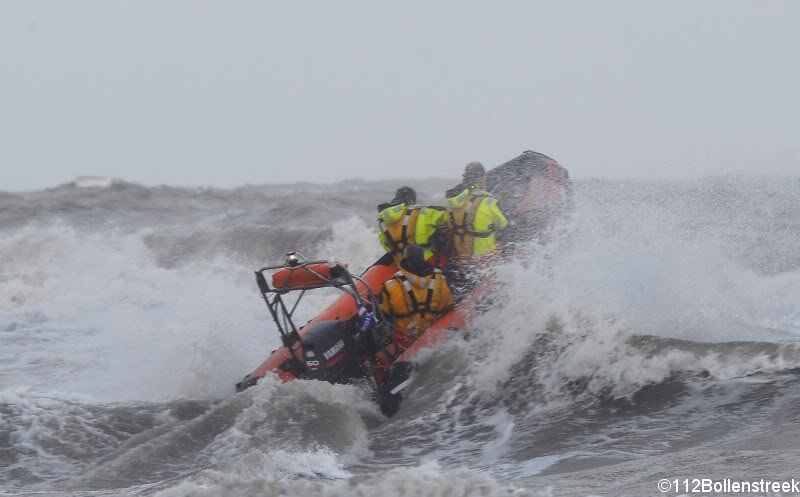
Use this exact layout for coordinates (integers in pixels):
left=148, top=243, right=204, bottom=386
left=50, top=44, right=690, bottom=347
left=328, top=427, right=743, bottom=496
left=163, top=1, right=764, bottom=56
left=235, top=151, right=572, bottom=415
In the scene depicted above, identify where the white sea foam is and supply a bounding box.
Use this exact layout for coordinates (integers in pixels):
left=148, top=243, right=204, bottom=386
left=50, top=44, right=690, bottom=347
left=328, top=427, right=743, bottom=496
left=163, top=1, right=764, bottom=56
left=155, top=462, right=545, bottom=497
left=2, top=177, right=800, bottom=495
left=0, top=217, right=383, bottom=402
left=467, top=249, right=800, bottom=402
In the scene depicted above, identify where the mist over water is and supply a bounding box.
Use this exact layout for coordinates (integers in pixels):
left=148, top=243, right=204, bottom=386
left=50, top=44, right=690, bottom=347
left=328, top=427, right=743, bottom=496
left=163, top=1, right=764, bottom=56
left=1, top=175, right=799, bottom=496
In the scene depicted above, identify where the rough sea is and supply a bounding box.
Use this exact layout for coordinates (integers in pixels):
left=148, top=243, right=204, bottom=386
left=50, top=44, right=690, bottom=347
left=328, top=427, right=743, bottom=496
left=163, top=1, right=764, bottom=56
left=1, top=175, right=799, bottom=496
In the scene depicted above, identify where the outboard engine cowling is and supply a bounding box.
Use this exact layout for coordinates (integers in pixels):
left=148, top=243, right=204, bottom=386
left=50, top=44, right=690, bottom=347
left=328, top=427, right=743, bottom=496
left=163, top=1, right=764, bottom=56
left=298, top=320, right=364, bottom=383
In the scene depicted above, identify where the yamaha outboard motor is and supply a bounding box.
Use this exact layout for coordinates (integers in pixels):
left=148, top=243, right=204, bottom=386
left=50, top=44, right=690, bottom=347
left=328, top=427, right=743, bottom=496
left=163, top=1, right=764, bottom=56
left=298, top=320, right=364, bottom=383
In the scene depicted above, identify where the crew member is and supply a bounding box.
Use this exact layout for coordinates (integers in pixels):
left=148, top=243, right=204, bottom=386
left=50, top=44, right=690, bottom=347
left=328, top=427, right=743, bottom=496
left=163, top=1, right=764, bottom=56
left=445, top=161, right=509, bottom=258
left=379, top=244, right=454, bottom=348
left=378, top=186, right=446, bottom=264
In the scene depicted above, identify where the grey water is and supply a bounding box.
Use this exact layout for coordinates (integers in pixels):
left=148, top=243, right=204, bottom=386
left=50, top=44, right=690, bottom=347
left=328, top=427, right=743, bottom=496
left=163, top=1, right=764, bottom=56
left=1, top=175, right=799, bottom=496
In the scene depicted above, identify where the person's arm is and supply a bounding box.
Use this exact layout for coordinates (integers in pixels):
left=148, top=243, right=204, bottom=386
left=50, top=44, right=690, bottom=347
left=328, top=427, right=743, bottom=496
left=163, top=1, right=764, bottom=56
left=488, top=198, right=509, bottom=230
left=417, top=206, right=446, bottom=244
left=378, top=283, right=398, bottom=320
left=379, top=290, right=391, bottom=316
left=377, top=229, right=391, bottom=253
left=429, top=206, right=447, bottom=227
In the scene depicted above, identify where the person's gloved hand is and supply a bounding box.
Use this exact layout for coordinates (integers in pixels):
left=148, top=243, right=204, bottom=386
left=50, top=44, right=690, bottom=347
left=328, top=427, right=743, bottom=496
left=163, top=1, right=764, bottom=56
left=355, top=304, right=379, bottom=353
left=357, top=304, right=376, bottom=333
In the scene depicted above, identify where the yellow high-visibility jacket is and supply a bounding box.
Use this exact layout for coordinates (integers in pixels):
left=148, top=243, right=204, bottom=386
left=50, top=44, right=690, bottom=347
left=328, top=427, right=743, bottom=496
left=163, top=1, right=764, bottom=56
left=445, top=188, right=509, bottom=256
left=379, top=268, right=453, bottom=338
left=377, top=203, right=446, bottom=263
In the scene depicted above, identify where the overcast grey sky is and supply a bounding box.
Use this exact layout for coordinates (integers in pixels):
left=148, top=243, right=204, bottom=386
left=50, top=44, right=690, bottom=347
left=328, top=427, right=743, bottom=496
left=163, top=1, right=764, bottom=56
left=1, top=1, right=798, bottom=190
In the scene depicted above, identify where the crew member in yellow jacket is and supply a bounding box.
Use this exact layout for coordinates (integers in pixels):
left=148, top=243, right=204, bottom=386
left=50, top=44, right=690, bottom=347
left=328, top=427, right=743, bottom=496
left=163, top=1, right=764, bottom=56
left=379, top=244, right=454, bottom=347
left=377, top=186, right=446, bottom=264
left=445, top=162, right=509, bottom=258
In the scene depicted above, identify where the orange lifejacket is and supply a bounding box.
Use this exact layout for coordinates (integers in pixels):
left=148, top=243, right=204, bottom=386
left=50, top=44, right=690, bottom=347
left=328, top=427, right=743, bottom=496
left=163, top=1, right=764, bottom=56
left=379, top=269, right=454, bottom=346
left=446, top=192, right=495, bottom=257
left=378, top=205, right=421, bottom=258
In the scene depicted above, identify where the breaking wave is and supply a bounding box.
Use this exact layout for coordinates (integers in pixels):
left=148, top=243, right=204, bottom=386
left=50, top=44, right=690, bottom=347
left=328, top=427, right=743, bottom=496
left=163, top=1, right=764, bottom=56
left=1, top=176, right=799, bottom=496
